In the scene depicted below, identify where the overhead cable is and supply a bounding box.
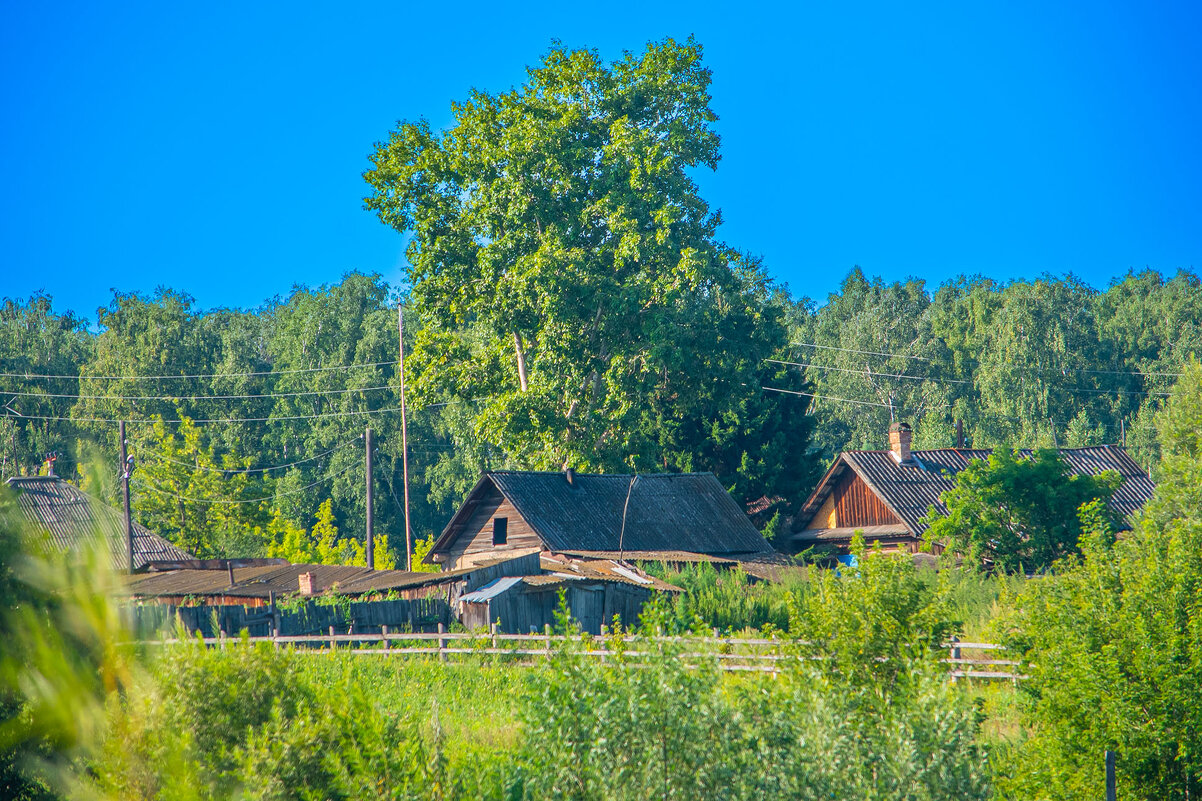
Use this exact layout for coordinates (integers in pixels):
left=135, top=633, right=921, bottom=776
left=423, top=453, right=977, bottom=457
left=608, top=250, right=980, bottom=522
left=140, top=438, right=361, bottom=475
left=769, top=358, right=1171, bottom=396
left=0, top=384, right=397, bottom=402
left=1, top=405, right=406, bottom=425
left=0, top=360, right=399, bottom=382
left=791, top=341, right=1184, bottom=377
left=760, top=386, right=892, bottom=408
left=135, top=463, right=359, bottom=505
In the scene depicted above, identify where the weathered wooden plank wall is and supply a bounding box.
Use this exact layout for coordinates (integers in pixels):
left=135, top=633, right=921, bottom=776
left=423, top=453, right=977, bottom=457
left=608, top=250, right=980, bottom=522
left=126, top=597, right=452, bottom=638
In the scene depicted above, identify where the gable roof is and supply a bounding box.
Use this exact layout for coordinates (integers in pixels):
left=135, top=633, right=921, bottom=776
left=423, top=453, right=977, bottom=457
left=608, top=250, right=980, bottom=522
left=6, top=476, right=193, bottom=571
left=794, top=445, right=1155, bottom=538
left=434, top=471, right=772, bottom=557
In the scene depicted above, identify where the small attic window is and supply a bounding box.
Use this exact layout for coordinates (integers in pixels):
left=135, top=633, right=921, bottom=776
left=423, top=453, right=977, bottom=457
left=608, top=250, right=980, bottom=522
left=492, top=517, right=508, bottom=546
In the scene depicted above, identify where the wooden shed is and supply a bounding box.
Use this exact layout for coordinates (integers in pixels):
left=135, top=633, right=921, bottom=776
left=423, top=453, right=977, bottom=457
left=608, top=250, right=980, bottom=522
left=458, top=573, right=677, bottom=635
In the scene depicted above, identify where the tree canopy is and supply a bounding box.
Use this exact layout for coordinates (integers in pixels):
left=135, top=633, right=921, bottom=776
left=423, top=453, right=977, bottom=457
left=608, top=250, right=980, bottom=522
left=364, top=38, right=816, bottom=508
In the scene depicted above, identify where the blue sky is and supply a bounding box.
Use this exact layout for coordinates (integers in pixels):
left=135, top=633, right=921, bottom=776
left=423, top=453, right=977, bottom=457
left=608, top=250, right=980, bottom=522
left=2, top=1, right=1199, bottom=319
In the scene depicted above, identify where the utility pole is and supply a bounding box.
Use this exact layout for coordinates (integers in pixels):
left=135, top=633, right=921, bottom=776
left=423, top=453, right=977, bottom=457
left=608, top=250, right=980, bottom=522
left=398, top=302, right=413, bottom=572
left=119, top=421, right=135, bottom=574
left=365, top=426, right=374, bottom=570
left=955, top=419, right=965, bottom=449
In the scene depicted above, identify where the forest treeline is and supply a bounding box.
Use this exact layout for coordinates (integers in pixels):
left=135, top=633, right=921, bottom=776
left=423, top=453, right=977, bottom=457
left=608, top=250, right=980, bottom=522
left=1, top=266, right=1198, bottom=560
left=4, top=38, right=1199, bottom=562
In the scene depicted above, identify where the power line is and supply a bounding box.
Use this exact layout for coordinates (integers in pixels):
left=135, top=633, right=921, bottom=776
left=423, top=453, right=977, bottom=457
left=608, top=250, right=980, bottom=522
left=0, top=360, right=400, bottom=382
left=761, top=386, right=892, bottom=408
left=134, top=463, right=359, bottom=505
left=768, top=358, right=1170, bottom=396
left=0, top=384, right=398, bottom=402
left=767, top=359, right=973, bottom=385
left=140, top=438, right=362, bottom=475
left=1, top=405, right=407, bottom=425
left=792, top=341, right=1184, bottom=378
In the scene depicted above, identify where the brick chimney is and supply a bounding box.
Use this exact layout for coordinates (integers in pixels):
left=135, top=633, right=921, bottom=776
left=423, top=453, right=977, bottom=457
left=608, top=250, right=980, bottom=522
left=298, top=572, right=318, bottom=596
left=888, top=422, right=913, bottom=464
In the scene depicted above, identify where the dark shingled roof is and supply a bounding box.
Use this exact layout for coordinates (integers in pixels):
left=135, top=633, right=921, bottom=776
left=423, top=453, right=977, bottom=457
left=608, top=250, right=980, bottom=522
left=439, top=471, right=772, bottom=557
left=795, top=445, right=1156, bottom=538
left=6, top=476, right=193, bottom=570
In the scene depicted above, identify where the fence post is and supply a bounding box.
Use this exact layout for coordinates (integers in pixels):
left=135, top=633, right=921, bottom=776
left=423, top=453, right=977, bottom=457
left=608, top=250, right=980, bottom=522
left=219, top=629, right=227, bottom=651
left=490, top=622, right=498, bottom=652
left=272, top=618, right=281, bottom=651
left=329, top=625, right=336, bottom=653
left=950, top=634, right=961, bottom=661
left=381, top=624, right=390, bottom=652
left=544, top=623, right=552, bottom=661
left=1106, top=750, right=1116, bottom=801
left=437, top=622, right=446, bottom=663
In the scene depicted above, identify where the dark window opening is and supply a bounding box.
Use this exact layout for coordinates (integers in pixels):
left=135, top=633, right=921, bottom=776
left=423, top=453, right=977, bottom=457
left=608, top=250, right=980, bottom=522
left=492, top=517, right=508, bottom=546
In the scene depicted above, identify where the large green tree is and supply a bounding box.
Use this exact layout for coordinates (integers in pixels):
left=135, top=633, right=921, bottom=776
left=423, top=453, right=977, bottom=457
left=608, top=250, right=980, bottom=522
left=364, top=39, right=815, bottom=509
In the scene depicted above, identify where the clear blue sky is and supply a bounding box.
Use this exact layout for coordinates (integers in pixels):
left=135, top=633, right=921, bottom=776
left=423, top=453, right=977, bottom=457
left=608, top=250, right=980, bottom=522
left=3, top=1, right=1199, bottom=319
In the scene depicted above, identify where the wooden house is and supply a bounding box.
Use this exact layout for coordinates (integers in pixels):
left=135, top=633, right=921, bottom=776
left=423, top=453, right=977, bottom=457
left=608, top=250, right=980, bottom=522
left=6, top=475, right=193, bottom=571
left=791, top=422, right=1157, bottom=554
left=427, top=469, right=775, bottom=570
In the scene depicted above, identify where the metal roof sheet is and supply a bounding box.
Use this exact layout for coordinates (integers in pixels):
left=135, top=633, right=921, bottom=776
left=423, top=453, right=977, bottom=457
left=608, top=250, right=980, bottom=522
left=458, top=575, right=524, bottom=603
left=6, top=476, right=193, bottom=570
left=456, top=471, right=771, bottom=556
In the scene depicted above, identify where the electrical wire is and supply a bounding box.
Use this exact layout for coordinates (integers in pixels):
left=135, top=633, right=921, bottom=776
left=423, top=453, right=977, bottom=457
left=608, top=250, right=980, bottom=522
left=768, top=358, right=1171, bottom=396
left=760, top=386, right=893, bottom=408
left=0, top=384, right=398, bottom=402
left=134, top=462, right=359, bottom=505
left=0, top=360, right=399, bottom=382
left=792, top=341, right=1184, bottom=378
left=139, top=438, right=362, bottom=475
left=0, top=405, right=407, bottom=425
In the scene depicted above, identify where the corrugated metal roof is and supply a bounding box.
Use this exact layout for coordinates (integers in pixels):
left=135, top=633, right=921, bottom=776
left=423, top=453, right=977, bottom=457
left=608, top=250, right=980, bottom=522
left=795, top=445, right=1156, bottom=537
left=458, top=575, right=525, bottom=603
left=459, top=471, right=772, bottom=556
left=538, top=554, right=684, bottom=592
left=6, top=476, right=193, bottom=570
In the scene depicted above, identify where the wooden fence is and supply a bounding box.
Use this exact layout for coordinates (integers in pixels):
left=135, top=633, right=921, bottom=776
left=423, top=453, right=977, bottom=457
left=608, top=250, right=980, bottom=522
left=145, top=626, right=1024, bottom=681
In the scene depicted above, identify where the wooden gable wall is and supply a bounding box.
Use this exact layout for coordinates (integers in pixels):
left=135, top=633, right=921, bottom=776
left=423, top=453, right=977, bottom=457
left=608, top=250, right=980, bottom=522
left=828, top=470, right=900, bottom=528
left=443, top=483, right=544, bottom=570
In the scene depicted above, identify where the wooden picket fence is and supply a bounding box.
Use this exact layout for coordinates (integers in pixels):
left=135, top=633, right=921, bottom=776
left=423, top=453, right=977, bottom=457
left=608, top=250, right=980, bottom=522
left=148, top=626, right=1025, bottom=681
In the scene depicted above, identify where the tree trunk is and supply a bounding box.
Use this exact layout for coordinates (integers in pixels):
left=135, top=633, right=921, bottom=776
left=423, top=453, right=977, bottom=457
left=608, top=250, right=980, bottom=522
left=513, top=332, right=529, bottom=392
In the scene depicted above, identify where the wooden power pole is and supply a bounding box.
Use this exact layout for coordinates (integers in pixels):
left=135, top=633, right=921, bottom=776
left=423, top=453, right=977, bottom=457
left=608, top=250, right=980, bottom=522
left=365, top=426, right=374, bottom=570
left=398, top=303, right=413, bottom=572
left=119, top=421, right=134, bottom=574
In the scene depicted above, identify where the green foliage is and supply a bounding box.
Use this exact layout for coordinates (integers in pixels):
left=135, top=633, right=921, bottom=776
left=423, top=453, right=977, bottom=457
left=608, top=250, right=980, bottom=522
left=520, top=600, right=991, bottom=800
left=998, top=360, right=1202, bottom=799
left=642, top=560, right=802, bottom=632
left=364, top=38, right=817, bottom=510
left=792, top=268, right=1202, bottom=468
left=791, top=537, right=955, bottom=689
left=923, top=448, right=1120, bottom=572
